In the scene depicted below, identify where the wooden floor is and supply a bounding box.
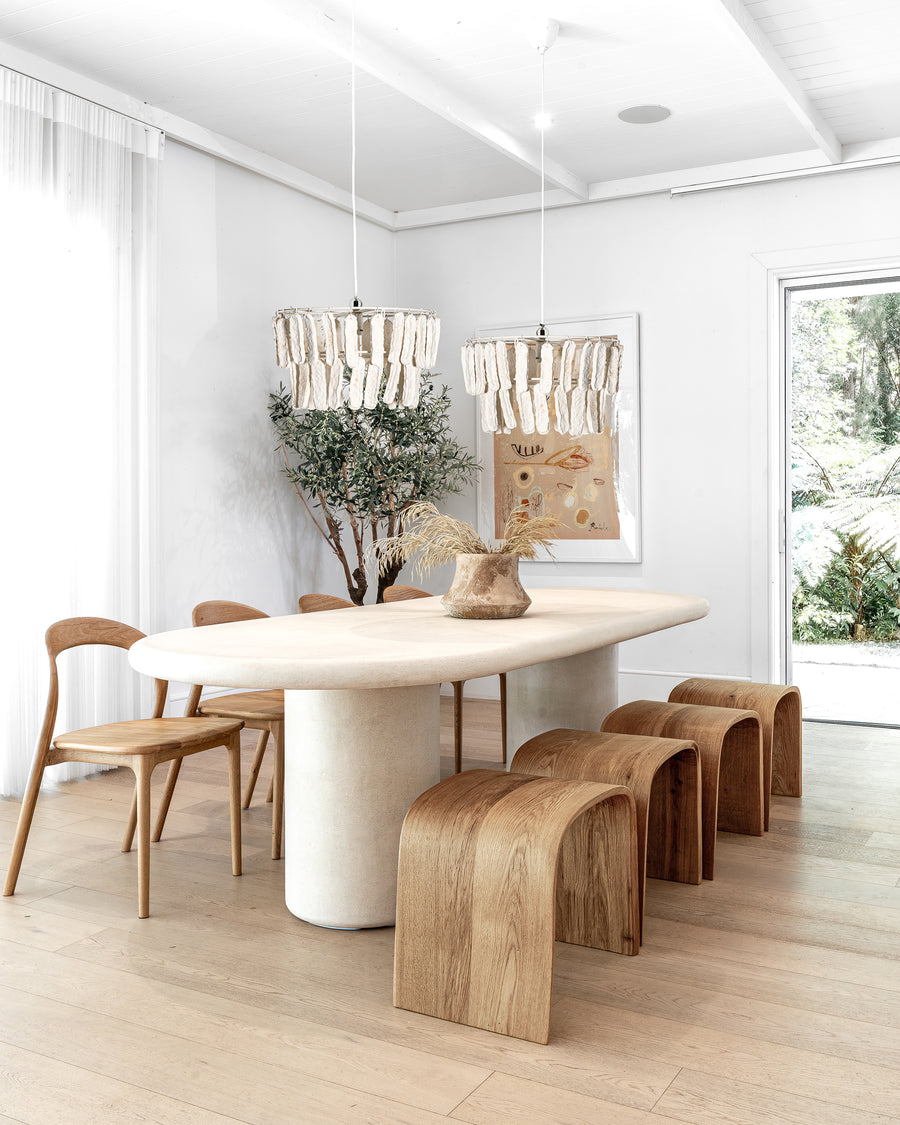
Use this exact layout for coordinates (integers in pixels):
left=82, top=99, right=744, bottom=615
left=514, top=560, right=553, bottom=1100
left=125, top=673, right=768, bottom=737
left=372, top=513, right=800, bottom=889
left=1, top=700, right=899, bottom=1124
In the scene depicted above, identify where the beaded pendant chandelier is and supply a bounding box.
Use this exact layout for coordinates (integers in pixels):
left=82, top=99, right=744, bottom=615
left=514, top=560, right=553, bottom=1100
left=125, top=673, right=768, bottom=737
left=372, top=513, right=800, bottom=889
left=461, top=21, right=622, bottom=438
left=273, top=3, right=438, bottom=411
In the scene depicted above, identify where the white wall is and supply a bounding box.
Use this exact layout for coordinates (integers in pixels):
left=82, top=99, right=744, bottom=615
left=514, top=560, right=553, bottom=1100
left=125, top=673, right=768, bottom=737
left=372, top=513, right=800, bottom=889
left=395, top=166, right=900, bottom=700
left=158, top=139, right=899, bottom=705
left=158, top=140, right=396, bottom=634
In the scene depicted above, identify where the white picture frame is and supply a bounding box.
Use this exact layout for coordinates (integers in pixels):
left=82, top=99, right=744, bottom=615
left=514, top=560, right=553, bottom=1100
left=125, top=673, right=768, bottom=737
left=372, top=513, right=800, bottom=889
left=475, top=312, right=641, bottom=563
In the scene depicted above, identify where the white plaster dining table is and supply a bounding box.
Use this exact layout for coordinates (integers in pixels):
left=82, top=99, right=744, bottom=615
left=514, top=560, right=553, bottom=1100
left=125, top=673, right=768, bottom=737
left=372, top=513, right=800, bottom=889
left=129, top=587, right=708, bottom=930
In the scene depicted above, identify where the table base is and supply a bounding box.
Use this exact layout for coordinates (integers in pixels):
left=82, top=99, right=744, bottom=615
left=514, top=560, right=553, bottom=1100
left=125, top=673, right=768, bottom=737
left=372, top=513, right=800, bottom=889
left=284, top=683, right=441, bottom=928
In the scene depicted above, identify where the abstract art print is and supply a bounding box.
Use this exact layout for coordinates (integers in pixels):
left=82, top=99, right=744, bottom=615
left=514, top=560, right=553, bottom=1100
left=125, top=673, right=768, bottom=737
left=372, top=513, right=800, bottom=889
left=477, top=314, right=641, bottom=562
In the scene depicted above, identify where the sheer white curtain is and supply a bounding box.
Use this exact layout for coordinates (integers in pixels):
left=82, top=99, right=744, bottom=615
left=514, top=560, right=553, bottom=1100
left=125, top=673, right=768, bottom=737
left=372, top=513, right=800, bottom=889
left=0, top=67, right=162, bottom=795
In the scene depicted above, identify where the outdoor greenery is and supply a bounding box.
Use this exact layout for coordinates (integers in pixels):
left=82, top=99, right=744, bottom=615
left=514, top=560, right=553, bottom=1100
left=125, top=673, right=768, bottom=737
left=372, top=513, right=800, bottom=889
left=269, top=377, right=480, bottom=605
left=792, top=293, right=900, bottom=642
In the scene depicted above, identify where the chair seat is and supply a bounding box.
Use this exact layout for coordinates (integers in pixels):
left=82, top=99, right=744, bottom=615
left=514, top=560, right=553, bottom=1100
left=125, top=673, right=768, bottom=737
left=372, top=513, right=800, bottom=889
left=197, top=689, right=284, bottom=722
left=54, top=716, right=243, bottom=755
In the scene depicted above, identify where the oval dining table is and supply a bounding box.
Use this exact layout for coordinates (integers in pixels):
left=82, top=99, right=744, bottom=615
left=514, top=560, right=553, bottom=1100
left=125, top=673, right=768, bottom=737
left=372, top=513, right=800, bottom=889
left=129, top=587, right=708, bottom=929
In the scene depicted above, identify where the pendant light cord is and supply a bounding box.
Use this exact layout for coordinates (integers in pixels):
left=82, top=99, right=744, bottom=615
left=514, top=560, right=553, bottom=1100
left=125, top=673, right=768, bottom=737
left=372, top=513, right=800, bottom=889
left=539, top=46, right=546, bottom=331
left=351, top=0, right=359, bottom=303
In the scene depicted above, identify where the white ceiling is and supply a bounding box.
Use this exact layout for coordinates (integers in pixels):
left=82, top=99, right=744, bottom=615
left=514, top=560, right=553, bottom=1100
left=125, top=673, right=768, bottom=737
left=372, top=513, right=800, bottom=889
left=1, top=0, right=899, bottom=222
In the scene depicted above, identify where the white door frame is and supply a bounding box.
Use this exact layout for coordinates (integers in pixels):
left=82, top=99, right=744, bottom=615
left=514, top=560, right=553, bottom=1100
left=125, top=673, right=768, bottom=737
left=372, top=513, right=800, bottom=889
left=750, top=238, right=900, bottom=685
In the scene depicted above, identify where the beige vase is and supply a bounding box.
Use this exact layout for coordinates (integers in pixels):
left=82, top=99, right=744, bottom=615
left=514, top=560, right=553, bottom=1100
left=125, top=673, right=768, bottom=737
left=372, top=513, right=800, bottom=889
left=441, top=553, right=532, bottom=619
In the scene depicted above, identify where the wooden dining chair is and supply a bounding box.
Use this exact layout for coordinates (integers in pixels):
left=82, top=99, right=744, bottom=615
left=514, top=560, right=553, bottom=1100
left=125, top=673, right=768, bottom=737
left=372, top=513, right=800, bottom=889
left=3, top=617, right=243, bottom=918
left=383, top=585, right=508, bottom=773
left=298, top=594, right=356, bottom=613
left=152, top=600, right=286, bottom=860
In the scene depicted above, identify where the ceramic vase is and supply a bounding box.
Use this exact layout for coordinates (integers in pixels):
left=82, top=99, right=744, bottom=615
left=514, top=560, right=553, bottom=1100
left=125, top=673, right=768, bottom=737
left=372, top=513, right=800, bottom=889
left=441, top=553, right=531, bottom=619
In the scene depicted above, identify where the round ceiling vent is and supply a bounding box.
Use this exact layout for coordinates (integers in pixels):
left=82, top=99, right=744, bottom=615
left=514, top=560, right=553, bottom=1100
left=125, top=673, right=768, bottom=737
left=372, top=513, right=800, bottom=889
left=618, top=104, right=672, bottom=124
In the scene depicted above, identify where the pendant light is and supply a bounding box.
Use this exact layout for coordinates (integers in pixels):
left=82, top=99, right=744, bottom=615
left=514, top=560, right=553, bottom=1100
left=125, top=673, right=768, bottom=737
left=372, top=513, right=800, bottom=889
left=273, top=2, right=439, bottom=411
left=460, top=20, right=622, bottom=438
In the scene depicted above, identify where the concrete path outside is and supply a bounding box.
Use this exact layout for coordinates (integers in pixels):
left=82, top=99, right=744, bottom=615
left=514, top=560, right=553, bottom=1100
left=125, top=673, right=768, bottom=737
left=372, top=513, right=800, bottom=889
left=792, top=641, right=900, bottom=725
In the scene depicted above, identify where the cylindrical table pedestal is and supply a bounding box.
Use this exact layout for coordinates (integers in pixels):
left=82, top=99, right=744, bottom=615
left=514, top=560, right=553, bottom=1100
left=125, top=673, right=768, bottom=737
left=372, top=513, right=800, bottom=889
left=284, top=683, right=441, bottom=928
left=505, top=645, right=619, bottom=760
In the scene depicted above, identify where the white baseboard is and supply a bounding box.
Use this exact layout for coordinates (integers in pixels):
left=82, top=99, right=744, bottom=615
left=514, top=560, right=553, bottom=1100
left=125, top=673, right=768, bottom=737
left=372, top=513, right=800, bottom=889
left=617, top=667, right=753, bottom=705
left=450, top=668, right=752, bottom=705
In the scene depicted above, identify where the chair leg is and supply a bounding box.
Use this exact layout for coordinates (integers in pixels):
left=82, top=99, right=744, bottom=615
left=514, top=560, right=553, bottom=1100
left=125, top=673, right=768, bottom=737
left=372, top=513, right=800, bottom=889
left=266, top=776, right=274, bottom=803
left=2, top=756, right=47, bottom=897
left=151, top=758, right=183, bottom=843
left=243, top=728, right=270, bottom=808
left=134, top=757, right=153, bottom=919
left=270, top=721, right=284, bottom=861
left=453, top=682, right=464, bottom=774
left=499, top=673, right=508, bottom=765
left=122, top=785, right=138, bottom=852
left=226, top=733, right=242, bottom=877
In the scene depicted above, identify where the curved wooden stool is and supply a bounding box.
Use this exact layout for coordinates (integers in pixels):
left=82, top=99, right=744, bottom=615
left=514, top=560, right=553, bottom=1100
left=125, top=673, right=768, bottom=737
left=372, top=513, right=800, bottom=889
left=511, top=729, right=702, bottom=942
left=601, top=700, right=764, bottom=880
left=669, top=678, right=802, bottom=826
left=394, top=769, right=639, bottom=1044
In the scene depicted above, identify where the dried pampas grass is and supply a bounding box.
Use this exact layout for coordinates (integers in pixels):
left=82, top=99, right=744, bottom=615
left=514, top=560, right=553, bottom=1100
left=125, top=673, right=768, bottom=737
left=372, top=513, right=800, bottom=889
left=371, top=501, right=558, bottom=579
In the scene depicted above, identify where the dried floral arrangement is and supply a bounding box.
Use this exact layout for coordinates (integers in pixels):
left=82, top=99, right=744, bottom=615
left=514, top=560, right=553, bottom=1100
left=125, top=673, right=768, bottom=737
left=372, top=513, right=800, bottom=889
left=372, top=501, right=558, bottom=580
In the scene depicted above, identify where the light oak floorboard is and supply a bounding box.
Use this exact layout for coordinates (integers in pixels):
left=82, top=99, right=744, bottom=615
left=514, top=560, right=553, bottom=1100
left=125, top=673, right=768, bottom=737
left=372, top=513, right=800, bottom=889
left=449, top=1071, right=683, bottom=1124
left=0, top=1040, right=243, bottom=1125
left=0, top=986, right=457, bottom=1124
left=653, top=1068, right=900, bottom=1125
left=0, top=711, right=898, bottom=1123
left=0, top=938, right=491, bottom=1115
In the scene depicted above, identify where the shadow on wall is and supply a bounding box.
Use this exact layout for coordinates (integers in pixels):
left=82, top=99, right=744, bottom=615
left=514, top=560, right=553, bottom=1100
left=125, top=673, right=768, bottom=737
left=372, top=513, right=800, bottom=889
left=162, top=347, right=332, bottom=623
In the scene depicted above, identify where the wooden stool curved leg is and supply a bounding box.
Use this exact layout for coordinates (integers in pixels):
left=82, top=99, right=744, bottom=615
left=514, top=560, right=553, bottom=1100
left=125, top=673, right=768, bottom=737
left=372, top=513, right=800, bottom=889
left=602, top=700, right=764, bottom=880
left=669, top=679, right=802, bottom=826
left=512, top=728, right=702, bottom=942
left=394, top=769, right=639, bottom=1044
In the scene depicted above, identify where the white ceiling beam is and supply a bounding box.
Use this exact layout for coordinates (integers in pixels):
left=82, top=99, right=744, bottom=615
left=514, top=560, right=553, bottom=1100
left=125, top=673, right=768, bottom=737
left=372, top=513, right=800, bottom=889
left=395, top=145, right=900, bottom=229
left=0, top=41, right=397, bottom=230
left=710, top=0, right=842, bottom=164
left=263, top=0, right=589, bottom=201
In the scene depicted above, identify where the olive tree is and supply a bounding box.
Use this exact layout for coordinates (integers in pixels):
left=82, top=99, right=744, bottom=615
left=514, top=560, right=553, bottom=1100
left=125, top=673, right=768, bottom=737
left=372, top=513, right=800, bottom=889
left=269, top=378, right=480, bottom=604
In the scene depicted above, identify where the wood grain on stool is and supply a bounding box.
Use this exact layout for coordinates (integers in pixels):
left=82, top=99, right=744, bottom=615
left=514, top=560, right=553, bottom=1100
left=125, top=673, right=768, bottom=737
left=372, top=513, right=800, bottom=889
left=601, top=700, right=764, bottom=880
left=394, top=768, right=639, bottom=1045
left=669, top=678, right=802, bottom=825
left=512, top=728, right=702, bottom=942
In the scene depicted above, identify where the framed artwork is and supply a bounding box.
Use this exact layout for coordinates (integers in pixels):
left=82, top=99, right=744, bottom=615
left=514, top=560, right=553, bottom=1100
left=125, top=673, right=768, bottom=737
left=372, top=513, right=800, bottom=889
left=476, top=313, right=641, bottom=563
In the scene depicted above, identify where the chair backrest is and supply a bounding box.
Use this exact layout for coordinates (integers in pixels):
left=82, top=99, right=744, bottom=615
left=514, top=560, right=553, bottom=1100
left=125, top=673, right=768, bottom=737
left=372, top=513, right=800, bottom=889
left=298, top=594, right=356, bottom=613
left=193, top=600, right=269, bottom=627
left=383, top=585, right=431, bottom=602
left=46, top=616, right=146, bottom=659
left=185, top=601, right=272, bottom=714
left=39, top=617, right=165, bottom=760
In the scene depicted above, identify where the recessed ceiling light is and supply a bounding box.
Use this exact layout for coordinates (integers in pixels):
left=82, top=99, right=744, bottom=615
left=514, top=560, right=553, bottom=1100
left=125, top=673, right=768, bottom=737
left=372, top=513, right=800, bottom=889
left=534, top=112, right=554, bottom=130
left=618, top=104, right=671, bottom=125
